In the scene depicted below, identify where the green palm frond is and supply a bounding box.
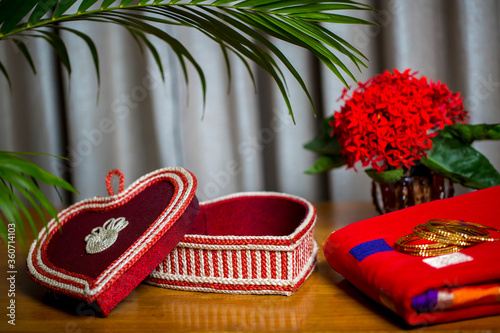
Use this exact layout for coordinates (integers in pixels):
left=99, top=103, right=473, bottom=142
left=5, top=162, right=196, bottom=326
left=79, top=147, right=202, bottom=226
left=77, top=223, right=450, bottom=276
left=0, top=0, right=377, bottom=120
left=0, top=152, right=78, bottom=247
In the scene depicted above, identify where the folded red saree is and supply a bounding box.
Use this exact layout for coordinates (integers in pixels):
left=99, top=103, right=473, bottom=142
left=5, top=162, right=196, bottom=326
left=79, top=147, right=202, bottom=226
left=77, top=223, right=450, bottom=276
left=323, top=185, right=500, bottom=326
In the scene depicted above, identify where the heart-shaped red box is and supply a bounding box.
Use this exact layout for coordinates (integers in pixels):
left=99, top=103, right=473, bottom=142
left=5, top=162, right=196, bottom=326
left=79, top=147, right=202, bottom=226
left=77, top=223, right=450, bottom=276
left=27, top=167, right=198, bottom=316
left=146, top=192, right=318, bottom=295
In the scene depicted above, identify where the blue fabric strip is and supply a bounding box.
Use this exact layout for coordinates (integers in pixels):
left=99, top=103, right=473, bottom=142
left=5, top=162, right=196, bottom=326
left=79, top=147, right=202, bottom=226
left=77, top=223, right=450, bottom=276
left=349, top=238, right=393, bottom=262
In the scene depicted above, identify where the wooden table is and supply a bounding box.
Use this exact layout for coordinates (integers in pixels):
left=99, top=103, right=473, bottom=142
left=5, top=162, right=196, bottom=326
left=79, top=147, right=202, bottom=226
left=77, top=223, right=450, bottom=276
left=1, top=202, right=499, bottom=332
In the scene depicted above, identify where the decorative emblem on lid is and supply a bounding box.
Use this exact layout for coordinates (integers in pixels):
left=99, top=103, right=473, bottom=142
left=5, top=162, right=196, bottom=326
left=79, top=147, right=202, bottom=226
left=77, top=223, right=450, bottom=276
left=85, top=217, right=129, bottom=254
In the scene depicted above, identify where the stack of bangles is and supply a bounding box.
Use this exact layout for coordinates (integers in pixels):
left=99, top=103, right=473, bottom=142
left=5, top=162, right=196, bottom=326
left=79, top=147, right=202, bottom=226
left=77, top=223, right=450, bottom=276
left=395, top=219, right=500, bottom=257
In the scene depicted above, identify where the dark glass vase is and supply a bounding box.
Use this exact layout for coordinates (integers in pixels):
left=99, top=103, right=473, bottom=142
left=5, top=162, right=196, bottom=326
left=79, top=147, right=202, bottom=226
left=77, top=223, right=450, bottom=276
left=371, top=174, right=454, bottom=214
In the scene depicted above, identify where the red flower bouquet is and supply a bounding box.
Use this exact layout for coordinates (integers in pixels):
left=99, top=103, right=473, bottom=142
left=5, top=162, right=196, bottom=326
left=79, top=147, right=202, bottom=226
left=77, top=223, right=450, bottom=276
left=305, top=69, right=500, bottom=189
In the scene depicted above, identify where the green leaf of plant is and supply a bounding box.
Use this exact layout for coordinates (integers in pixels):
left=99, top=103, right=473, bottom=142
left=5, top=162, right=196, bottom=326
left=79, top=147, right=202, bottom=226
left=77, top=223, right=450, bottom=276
left=12, top=39, right=37, bottom=74
left=98, top=11, right=205, bottom=101
left=290, top=19, right=366, bottom=70
left=0, top=179, right=27, bottom=249
left=0, top=216, right=9, bottom=244
left=36, top=30, right=72, bottom=75
left=161, top=7, right=255, bottom=92
left=439, top=123, right=500, bottom=144
left=0, top=194, right=19, bottom=245
left=304, top=117, right=343, bottom=154
left=0, top=153, right=77, bottom=192
left=121, top=0, right=136, bottom=5
left=0, top=0, right=375, bottom=119
left=305, top=155, right=345, bottom=174
left=29, top=0, right=60, bottom=26
left=0, top=170, right=48, bottom=243
left=234, top=0, right=281, bottom=8
left=0, top=181, right=17, bottom=223
left=53, top=0, right=80, bottom=19
left=101, top=0, right=119, bottom=9
left=157, top=5, right=288, bottom=115
left=0, top=0, right=10, bottom=26
left=188, top=6, right=294, bottom=110
left=219, top=40, right=232, bottom=93
left=2, top=170, right=59, bottom=236
left=291, top=12, right=378, bottom=26
left=212, top=0, right=236, bottom=5
left=270, top=3, right=367, bottom=14
left=280, top=15, right=357, bottom=81
left=78, top=0, right=100, bottom=13
left=126, top=28, right=146, bottom=53
left=117, top=8, right=180, bottom=25
left=421, top=135, right=500, bottom=189
left=236, top=8, right=351, bottom=87
left=316, top=27, right=368, bottom=61
left=365, top=168, right=404, bottom=184
left=0, top=180, right=28, bottom=249
left=0, top=151, right=68, bottom=160
left=251, top=0, right=374, bottom=11
left=135, top=31, right=165, bottom=81
left=0, top=0, right=38, bottom=34
left=217, top=8, right=313, bottom=118
left=55, top=26, right=100, bottom=86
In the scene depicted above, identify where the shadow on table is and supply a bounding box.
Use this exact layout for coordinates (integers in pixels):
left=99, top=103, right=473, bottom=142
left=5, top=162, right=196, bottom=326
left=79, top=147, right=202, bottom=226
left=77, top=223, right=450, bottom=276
left=42, top=292, right=104, bottom=317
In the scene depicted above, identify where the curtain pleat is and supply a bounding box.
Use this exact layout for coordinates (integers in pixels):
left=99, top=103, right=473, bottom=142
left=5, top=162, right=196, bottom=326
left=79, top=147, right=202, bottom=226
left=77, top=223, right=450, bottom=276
left=0, top=37, right=67, bottom=203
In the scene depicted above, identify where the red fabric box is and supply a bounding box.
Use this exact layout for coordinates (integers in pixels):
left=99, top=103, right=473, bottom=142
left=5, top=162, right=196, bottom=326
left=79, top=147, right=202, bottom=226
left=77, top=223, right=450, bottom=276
left=27, top=168, right=318, bottom=316
left=323, top=185, right=500, bottom=326
left=146, top=192, right=318, bottom=295
left=27, top=168, right=198, bottom=316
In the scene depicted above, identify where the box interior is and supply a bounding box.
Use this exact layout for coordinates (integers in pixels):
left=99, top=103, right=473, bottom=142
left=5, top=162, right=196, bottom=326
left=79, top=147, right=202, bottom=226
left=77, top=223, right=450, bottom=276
left=187, top=196, right=308, bottom=237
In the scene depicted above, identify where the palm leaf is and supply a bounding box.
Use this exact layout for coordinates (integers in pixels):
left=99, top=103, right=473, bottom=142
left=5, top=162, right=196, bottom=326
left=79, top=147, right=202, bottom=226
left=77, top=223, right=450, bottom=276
left=10, top=39, right=37, bottom=74
left=54, top=26, right=100, bottom=85
left=0, top=179, right=28, bottom=249
left=0, top=152, right=78, bottom=244
left=0, top=0, right=376, bottom=118
left=0, top=0, right=39, bottom=34
left=28, top=0, right=60, bottom=26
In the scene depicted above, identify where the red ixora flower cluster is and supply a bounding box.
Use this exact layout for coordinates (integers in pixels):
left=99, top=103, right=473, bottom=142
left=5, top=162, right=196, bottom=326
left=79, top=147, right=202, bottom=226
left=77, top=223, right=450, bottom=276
left=332, top=69, right=469, bottom=172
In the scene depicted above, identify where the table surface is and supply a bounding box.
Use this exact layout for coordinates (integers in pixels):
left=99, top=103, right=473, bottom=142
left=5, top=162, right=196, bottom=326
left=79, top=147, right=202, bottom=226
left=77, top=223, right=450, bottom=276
left=1, top=202, right=499, bottom=332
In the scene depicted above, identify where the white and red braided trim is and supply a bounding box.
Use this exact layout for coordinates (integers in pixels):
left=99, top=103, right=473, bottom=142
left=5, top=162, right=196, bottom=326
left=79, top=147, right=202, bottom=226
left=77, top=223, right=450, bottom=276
left=26, top=167, right=196, bottom=303
left=146, top=192, right=317, bottom=295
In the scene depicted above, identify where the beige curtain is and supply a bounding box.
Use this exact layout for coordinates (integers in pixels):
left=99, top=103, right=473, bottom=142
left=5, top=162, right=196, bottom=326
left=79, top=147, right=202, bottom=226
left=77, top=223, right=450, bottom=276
left=1, top=0, right=499, bottom=205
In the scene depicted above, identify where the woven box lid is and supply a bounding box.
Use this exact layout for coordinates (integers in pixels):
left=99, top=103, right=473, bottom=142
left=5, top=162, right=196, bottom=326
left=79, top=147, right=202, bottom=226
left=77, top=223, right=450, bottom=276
left=27, top=167, right=198, bottom=316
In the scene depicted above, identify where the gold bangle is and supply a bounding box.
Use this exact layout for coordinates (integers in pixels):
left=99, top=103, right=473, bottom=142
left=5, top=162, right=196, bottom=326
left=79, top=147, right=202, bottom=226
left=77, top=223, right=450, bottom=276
left=396, top=234, right=448, bottom=250
left=394, top=219, right=500, bottom=257
left=412, top=224, right=476, bottom=246
left=426, top=219, right=489, bottom=243
left=400, top=245, right=465, bottom=257
left=444, top=221, right=500, bottom=242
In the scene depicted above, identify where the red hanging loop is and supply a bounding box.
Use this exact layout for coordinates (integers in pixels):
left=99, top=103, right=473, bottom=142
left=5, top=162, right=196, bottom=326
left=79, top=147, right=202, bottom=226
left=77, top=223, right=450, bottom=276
left=105, top=169, right=125, bottom=196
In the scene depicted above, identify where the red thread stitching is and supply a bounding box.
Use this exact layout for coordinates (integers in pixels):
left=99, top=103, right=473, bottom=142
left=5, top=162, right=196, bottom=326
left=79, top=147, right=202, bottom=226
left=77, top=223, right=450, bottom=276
left=212, top=251, right=219, bottom=278
left=203, top=251, right=210, bottom=277
left=261, top=251, right=267, bottom=279
left=222, top=251, right=228, bottom=278
left=251, top=251, right=257, bottom=279
left=241, top=251, right=248, bottom=279
left=270, top=252, right=277, bottom=280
